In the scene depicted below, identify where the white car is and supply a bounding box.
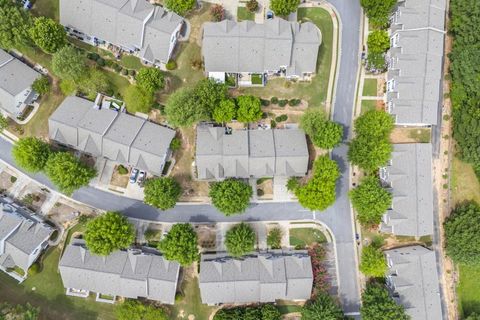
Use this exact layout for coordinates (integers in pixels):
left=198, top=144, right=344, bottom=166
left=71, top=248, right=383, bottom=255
left=129, top=168, right=139, bottom=184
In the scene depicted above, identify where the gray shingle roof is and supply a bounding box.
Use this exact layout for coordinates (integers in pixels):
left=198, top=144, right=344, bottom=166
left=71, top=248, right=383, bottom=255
left=59, top=240, right=180, bottom=304
left=387, top=0, right=446, bottom=125
left=49, top=95, right=175, bottom=175
left=0, top=49, right=40, bottom=116
left=380, top=144, right=433, bottom=237
left=199, top=251, right=312, bottom=304
left=0, top=197, right=53, bottom=272
left=195, top=124, right=308, bottom=180
left=60, top=0, right=183, bottom=64
left=385, top=246, right=444, bottom=320
left=201, top=18, right=321, bottom=77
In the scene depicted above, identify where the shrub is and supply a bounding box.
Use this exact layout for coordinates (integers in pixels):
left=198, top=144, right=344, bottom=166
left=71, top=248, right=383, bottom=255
left=270, top=120, right=277, bottom=128
left=278, top=99, right=288, bottom=107
left=275, top=114, right=288, bottom=122
left=96, top=58, right=105, bottom=67
left=225, top=222, right=256, bottom=257
left=288, top=98, right=301, bottom=106
left=261, top=98, right=271, bottom=107
left=166, top=60, right=177, bottom=70
left=121, top=68, right=128, bottom=75
left=32, top=76, right=51, bottom=95
left=270, top=96, right=279, bottom=104
left=267, top=228, right=282, bottom=249
left=286, top=177, right=299, bottom=192
left=308, top=244, right=330, bottom=294
left=128, top=69, right=136, bottom=76
left=246, top=0, right=259, bottom=12
left=117, top=165, right=128, bottom=175
left=211, top=4, right=225, bottom=21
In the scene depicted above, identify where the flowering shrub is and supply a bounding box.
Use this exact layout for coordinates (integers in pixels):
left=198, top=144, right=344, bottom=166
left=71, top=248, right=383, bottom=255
left=308, top=244, right=331, bottom=296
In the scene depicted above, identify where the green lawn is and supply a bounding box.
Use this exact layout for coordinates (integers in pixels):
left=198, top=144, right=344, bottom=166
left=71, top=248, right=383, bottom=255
left=120, top=55, right=144, bottom=70
left=237, top=7, right=255, bottom=21
left=251, top=74, right=263, bottom=85
left=103, top=69, right=132, bottom=99
left=362, top=79, right=378, bottom=96
left=457, top=264, right=480, bottom=318
left=0, top=247, right=116, bottom=320
left=171, top=276, right=214, bottom=319
left=238, top=7, right=334, bottom=109
left=289, top=228, right=327, bottom=248
left=361, top=100, right=378, bottom=113
left=451, top=157, right=480, bottom=205
left=31, top=0, right=59, bottom=20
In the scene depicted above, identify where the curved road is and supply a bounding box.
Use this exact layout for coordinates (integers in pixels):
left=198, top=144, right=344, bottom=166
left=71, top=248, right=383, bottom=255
left=0, top=0, right=362, bottom=314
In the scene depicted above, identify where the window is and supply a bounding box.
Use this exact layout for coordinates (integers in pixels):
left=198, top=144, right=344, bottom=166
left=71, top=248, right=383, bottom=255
left=387, top=101, right=393, bottom=113
left=387, top=79, right=395, bottom=92
left=391, top=33, right=399, bottom=47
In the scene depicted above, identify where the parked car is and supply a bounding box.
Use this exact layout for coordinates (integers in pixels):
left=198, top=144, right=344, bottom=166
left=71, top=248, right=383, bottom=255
left=137, top=171, right=146, bottom=186
left=129, top=168, right=139, bottom=184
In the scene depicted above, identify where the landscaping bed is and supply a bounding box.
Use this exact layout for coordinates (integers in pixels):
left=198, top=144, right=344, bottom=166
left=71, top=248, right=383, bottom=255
left=289, top=227, right=327, bottom=248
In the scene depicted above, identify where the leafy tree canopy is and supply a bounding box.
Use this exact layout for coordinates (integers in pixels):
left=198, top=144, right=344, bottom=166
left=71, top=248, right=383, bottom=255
left=29, top=17, right=66, bottom=53
left=158, top=223, right=199, bottom=266
left=77, top=68, right=111, bottom=100
left=348, top=136, right=392, bottom=172
left=367, top=30, right=390, bottom=54
left=194, top=78, right=229, bottom=116
left=44, top=152, right=96, bottom=195
left=361, top=282, right=409, bottom=320
left=52, top=46, right=87, bottom=81
left=143, top=177, right=181, bottom=210
left=84, top=212, right=135, bottom=256
left=116, top=300, right=167, bottom=320
left=300, top=109, right=343, bottom=149
left=270, top=0, right=300, bottom=16
left=214, top=305, right=281, bottom=320
left=164, top=0, right=195, bottom=15
left=225, top=222, right=256, bottom=257
left=32, top=76, right=51, bottom=95
left=349, top=176, right=392, bottom=226
left=213, top=99, right=237, bottom=124
left=12, top=137, right=51, bottom=173
left=136, top=67, right=165, bottom=93
left=354, top=110, right=394, bottom=140
left=0, top=0, right=32, bottom=49
left=236, top=95, right=263, bottom=123
left=359, top=245, right=387, bottom=277
left=165, top=87, right=209, bottom=127
left=366, top=52, right=387, bottom=72
left=444, top=202, right=480, bottom=264
left=466, top=313, right=480, bottom=320
left=360, top=0, right=396, bottom=29
left=301, top=292, right=345, bottom=320
left=209, top=178, right=253, bottom=215
left=296, top=156, right=339, bottom=211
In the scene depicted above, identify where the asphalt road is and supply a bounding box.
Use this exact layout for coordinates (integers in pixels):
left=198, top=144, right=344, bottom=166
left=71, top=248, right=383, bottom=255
left=0, top=0, right=362, bottom=314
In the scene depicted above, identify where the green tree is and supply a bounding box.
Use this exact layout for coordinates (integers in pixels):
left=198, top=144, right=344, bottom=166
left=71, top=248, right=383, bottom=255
left=295, top=156, right=339, bottom=211
left=84, top=212, right=135, bottom=256
left=348, top=136, right=392, bottom=172
left=225, top=222, right=256, bottom=257
left=286, top=177, right=300, bottom=192
left=29, top=17, right=66, bottom=53
left=466, top=313, right=480, bottom=320
left=0, top=114, right=8, bottom=131
left=116, top=300, right=167, bottom=320
left=194, top=78, right=229, bottom=116
left=44, top=152, right=96, bottom=195
left=360, top=0, right=396, bottom=29
left=0, top=0, right=32, bottom=49
left=158, top=223, right=199, bottom=266
left=300, top=109, right=343, bottom=149
left=165, top=87, right=209, bottom=127
left=32, top=76, right=51, bottom=95
left=12, top=137, right=51, bottom=173
left=361, top=282, right=409, bottom=320
left=359, top=245, right=387, bottom=277
left=301, top=292, right=344, bottom=320
left=367, top=30, right=390, bottom=54
left=136, top=67, right=165, bottom=93
left=354, top=110, right=394, bottom=139
left=124, top=85, right=154, bottom=114
left=444, top=202, right=480, bottom=264
left=270, top=0, right=300, bottom=16
left=236, top=95, right=263, bottom=123
left=164, top=0, right=196, bottom=15
left=77, top=68, right=111, bottom=99
left=213, top=99, right=236, bottom=124
left=52, top=46, right=87, bottom=81
left=143, top=177, right=181, bottom=210
left=209, top=178, right=253, bottom=215
left=349, top=176, right=392, bottom=226
left=267, top=227, right=282, bottom=249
